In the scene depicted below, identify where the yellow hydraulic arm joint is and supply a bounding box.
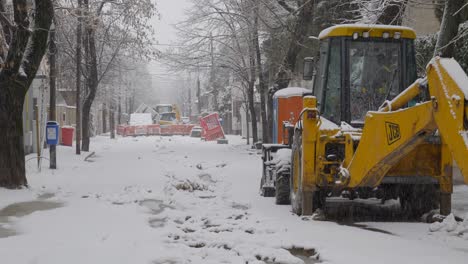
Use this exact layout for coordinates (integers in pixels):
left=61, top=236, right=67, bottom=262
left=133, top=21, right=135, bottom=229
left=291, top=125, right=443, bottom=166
left=379, top=78, right=426, bottom=112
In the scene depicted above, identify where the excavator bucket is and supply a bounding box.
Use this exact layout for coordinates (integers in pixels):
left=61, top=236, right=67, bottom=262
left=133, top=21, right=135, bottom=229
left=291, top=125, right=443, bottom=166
left=427, top=58, right=468, bottom=184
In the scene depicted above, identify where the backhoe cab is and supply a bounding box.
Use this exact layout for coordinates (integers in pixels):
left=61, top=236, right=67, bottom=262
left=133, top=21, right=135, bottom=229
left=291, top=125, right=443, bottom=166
left=260, top=24, right=468, bottom=219
left=310, top=24, right=418, bottom=126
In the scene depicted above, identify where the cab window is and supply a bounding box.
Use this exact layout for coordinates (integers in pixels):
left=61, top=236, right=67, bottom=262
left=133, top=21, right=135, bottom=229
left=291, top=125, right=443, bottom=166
left=348, top=41, right=400, bottom=123
left=322, top=39, right=341, bottom=123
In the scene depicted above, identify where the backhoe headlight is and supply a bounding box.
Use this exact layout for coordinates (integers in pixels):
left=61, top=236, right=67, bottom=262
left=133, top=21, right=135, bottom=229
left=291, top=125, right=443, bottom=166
left=363, top=31, right=370, bottom=38
left=353, top=32, right=359, bottom=40
left=394, top=32, right=401, bottom=39
left=383, top=32, right=390, bottom=39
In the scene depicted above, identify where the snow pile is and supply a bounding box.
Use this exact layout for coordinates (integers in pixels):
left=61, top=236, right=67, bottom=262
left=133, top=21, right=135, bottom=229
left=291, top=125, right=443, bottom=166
left=340, top=121, right=360, bottom=131
left=320, top=117, right=340, bottom=130
left=265, top=149, right=292, bottom=174
left=429, top=214, right=468, bottom=239
left=265, top=149, right=291, bottom=167
left=129, top=113, right=153, bottom=126
left=273, top=87, right=310, bottom=99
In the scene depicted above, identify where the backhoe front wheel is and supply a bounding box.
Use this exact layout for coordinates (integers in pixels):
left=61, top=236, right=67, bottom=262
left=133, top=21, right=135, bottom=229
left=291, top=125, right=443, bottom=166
left=290, top=132, right=303, bottom=215
left=290, top=131, right=324, bottom=215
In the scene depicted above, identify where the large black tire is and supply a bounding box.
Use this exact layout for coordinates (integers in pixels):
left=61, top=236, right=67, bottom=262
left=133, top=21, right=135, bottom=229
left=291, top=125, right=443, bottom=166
left=289, top=129, right=325, bottom=215
left=275, top=173, right=291, bottom=205
left=290, top=131, right=303, bottom=215
left=399, top=184, right=439, bottom=218
left=262, top=187, right=275, bottom=197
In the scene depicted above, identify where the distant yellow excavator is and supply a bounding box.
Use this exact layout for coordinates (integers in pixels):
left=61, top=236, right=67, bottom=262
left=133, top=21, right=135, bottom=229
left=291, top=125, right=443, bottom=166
left=260, top=24, right=468, bottom=218
left=155, top=104, right=181, bottom=125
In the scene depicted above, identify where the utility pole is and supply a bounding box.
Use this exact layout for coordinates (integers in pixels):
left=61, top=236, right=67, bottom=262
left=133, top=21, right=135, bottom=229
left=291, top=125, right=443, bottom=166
left=49, top=21, right=57, bottom=169
left=76, top=0, right=83, bottom=155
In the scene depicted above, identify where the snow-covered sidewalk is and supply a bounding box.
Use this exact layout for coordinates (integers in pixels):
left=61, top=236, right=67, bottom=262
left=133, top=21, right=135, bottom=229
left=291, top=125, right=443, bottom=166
left=0, top=135, right=467, bottom=264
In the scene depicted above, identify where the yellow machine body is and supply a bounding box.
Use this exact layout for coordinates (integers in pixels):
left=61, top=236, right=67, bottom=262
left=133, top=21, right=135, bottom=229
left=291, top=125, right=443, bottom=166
left=290, top=24, right=468, bottom=216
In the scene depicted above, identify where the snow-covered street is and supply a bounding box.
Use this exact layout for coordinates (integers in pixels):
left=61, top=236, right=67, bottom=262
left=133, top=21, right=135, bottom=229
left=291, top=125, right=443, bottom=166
left=1, top=135, right=468, bottom=264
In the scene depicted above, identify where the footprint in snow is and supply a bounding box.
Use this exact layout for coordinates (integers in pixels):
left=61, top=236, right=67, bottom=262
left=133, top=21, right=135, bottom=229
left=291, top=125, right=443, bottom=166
left=139, top=199, right=174, bottom=215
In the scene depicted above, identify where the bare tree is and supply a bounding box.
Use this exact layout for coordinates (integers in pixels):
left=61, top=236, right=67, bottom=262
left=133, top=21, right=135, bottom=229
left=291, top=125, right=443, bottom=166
left=76, top=0, right=157, bottom=151
left=252, top=0, right=269, bottom=142
left=352, top=0, right=409, bottom=25
left=0, top=0, right=54, bottom=188
left=165, top=0, right=265, bottom=142
left=76, top=0, right=83, bottom=155
left=435, top=0, right=467, bottom=57
left=273, top=0, right=316, bottom=89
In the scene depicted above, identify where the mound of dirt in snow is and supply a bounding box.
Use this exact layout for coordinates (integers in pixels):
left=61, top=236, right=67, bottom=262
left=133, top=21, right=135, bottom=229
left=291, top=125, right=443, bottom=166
left=173, top=180, right=208, bottom=192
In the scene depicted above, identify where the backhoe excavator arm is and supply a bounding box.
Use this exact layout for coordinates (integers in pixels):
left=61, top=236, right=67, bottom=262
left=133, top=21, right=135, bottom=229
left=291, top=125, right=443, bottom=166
left=427, top=58, right=468, bottom=184
left=343, top=57, right=468, bottom=187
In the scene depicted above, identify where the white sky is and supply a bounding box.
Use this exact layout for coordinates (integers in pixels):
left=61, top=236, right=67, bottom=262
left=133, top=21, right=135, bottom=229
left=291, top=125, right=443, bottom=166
left=148, top=0, right=192, bottom=103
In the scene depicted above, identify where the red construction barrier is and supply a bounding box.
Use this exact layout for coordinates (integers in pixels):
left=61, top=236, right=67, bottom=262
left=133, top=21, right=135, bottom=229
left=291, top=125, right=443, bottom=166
left=61, top=127, right=74, bottom=146
left=118, top=124, right=194, bottom=137
left=117, top=125, right=126, bottom=136
left=200, top=113, right=225, bottom=141
left=134, top=125, right=147, bottom=136
left=125, top=126, right=136, bottom=137
left=147, top=124, right=161, bottom=135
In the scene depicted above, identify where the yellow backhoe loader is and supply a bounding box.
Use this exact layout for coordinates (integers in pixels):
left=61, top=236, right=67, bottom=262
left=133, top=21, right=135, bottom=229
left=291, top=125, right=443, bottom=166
left=266, top=24, right=468, bottom=218
left=155, top=104, right=181, bottom=125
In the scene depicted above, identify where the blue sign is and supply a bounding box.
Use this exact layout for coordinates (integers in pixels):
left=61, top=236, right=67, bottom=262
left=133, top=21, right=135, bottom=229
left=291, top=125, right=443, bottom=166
left=46, top=121, right=59, bottom=145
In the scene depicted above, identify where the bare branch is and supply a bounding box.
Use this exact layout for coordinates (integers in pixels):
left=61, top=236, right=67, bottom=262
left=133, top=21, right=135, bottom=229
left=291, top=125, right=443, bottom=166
left=276, top=0, right=295, bottom=13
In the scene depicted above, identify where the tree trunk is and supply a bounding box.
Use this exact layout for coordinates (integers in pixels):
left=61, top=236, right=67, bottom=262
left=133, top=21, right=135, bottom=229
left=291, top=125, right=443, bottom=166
left=267, top=93, right=274, bottom=142
left=0, top=93, right=27, bottom=188
left=435, top=0, right=464, bottom=58
left=253, top=0, right=269, bottom=143
left=118, top=96, right=122, bottom=124
left=274, top=0, right=315, bottom=89
left=81, top=104, right=91, bottom=151
left=268, top=0, right=315, bottom=144
left=0, top=0, right=54, bottom=188
left=246, top=106, right=250, bottom=145
left=197, top=76, right=201, bottom=114
left=209, top=34, right=219, bottom=112
left=110, top=104, right=115, bottom=139
left=81, top=0, right=99, bottom=152
left=248, top=48, right=258, bottom=143
left=102, top=103, right=107, bottom=134
left=76, top=0, right=83, bottom=155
